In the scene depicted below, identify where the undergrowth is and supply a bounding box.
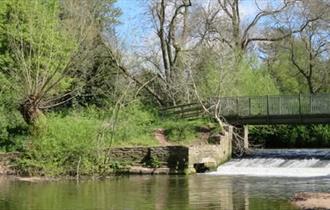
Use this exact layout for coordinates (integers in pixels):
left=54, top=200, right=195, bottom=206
left=11, top=102, right=209, bottom=176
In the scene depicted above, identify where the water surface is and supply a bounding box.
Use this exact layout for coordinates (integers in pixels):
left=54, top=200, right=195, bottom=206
left=1, top=175, right=330, bottom=210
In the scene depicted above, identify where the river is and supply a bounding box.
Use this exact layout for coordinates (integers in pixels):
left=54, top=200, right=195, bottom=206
left=0, top=149, right=330, bottom=210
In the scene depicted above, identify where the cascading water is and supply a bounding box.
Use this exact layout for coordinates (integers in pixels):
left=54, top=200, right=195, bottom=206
left=208, top=149, right=330, bottom=177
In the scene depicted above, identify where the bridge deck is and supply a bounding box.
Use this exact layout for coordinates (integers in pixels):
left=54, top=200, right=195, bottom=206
left=161, top=94, right=330, bottom=125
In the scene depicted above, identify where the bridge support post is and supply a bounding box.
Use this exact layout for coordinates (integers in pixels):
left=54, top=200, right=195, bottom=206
left=244, top=125, right=249, bottom=150
left=233, top=125, right=249, bottom=155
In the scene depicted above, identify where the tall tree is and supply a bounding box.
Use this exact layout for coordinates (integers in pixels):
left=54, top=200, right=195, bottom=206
left=60, top=0, right=123, bottom=106
left=260, top=0, right=330, bottom=94
left=1, top=0, right=120, bottom=124
left=198, top=0, right=323, bottom=70
left=146, top=0, right=192, bottom=105
left=289, top=26, right=329, bottom=94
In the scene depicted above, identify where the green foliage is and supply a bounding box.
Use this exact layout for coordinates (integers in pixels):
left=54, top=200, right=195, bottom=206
left=194, top=53, right=279, bottom=98
left=250, top=125, right=330, bottom=148
left=13, top=102, right=160, bottom=176
left=15, top=112, right=105, bottom=176
left=266, top=48, right=303, bottom=94
left=0, top=106, right=27, bottom=152
left=161, top=119, right=210, bottom=144
left=235, top=59, right=279, bottom=96
left=109, top=102, right=159, bottom=146
left=193, top=50, right=221, bottom=98
left=11, top=101, right=218, bottom=176
left=0, top=0, right=12, bottom=71
left=3, top=0, right=77, bottom=96
left=0, top=73, right=28, bottom=151
left=145, top=156, right=161, bottom=168
left=263, top=35, right=329, bottom=94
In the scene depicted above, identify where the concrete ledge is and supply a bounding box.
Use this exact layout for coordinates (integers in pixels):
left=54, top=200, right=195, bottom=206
left=128, top=166, right=170, bottom=175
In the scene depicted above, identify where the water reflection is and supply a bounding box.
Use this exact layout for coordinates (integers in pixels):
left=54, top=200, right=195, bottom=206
left=0, top=175, right=329, bottom=210
left=190, top=175, right=306, bottom=210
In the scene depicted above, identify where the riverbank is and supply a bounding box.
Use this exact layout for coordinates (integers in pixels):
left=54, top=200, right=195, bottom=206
left=0, top=152, right=18, bottom=175
left=0, top=128, right=232, bottom=177
left=1, top=104, right=235, bottom=177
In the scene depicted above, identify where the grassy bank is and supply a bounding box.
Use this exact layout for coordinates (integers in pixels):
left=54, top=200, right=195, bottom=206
left=2, top=101, right=330, bottom=176
left=0, top=102, right=214, bottom=176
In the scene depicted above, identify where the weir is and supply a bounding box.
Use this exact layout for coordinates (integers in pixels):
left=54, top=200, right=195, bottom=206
left=207, top=149, right=330, bottom=177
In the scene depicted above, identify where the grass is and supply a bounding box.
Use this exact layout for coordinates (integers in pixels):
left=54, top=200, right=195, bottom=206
left=9, top=102, right=215, bottom=176
left=159, top=118, right=211, bottom=145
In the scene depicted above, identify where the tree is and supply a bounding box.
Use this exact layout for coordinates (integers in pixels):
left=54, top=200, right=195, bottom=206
left=62, top=0, right=166, bottom=107
left=196, top=0, right=322, bottom=70
left=2, top=0, right=74, bottom=124
left=289, top=27, right=329, bottom=94
left=288, top=1, right=330, bottom=94
left=0, top=0, right=13, bottom=73
left=1, top=0, right=120, bottom=124
left=144, top=0, right=192, bottom=105
left=60, top=0, right=123, bottom=106
left=260, top=0, right=330, bottom=94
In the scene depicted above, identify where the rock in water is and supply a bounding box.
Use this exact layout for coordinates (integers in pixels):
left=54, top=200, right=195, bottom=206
left=292, top=192, right=330, bottom=210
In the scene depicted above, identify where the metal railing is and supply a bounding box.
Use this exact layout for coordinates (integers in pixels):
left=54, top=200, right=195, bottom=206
left=160, top=94, right=330, bottom=124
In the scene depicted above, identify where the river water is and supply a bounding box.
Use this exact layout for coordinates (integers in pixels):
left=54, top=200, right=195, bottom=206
left=0, top=149, right=330, bottom=210
left=209, top=149, right=330, bottom=177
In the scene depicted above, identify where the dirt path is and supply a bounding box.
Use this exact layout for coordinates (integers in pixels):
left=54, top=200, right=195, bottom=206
left=154, top=129, right=171, bottom=146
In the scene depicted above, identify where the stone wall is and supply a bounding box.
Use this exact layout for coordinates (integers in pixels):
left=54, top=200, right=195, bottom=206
left=109, top=146, right=189, bottom=172
left=109, top=127, right=233, bottom=174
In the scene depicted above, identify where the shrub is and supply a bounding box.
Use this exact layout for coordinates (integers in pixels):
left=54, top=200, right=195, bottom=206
left=0, top=74, right=28, bottom=151
left=15, top=112, right=105, bottom=176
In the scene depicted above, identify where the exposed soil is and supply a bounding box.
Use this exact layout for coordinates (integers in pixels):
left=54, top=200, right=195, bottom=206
left=292, top=192, right=330, bottom=210
left=154, top=128, right=171, bottom=146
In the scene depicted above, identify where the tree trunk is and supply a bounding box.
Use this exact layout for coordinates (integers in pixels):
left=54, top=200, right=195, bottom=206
left=20, top=95, right=43, bottom=125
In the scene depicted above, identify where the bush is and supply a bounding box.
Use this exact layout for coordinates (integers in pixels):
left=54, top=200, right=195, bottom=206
left=0, top=74, right=28, bottom=151
left=16, top=112, right=105, bottom=176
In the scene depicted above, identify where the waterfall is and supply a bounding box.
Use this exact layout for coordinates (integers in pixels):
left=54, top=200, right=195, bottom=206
left=208, top=149, right=330, bottom=177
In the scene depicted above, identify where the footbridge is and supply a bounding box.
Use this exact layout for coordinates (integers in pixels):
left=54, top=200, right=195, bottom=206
left=161, top=94, right=330, bottom=125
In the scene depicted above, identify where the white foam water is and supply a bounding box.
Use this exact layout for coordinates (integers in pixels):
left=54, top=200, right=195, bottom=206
left=208, top=149, right=330, bottom=177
